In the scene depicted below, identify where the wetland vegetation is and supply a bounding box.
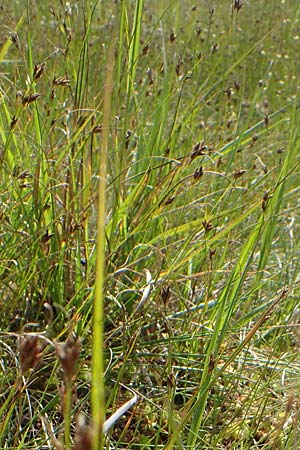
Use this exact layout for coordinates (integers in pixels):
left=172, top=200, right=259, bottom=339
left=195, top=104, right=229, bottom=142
left=1, top=1, right=300, bottom=448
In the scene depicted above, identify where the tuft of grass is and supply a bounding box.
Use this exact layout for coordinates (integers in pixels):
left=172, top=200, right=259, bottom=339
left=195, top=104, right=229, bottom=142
left=1, top=1, right=300, bottom=449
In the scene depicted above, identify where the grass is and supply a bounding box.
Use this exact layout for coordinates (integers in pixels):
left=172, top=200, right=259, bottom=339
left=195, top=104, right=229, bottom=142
left=1, top=0, right=300, bottom=448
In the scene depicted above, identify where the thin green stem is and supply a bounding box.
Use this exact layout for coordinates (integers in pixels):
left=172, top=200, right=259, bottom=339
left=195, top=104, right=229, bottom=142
left=92, top=15, right=117, bottom=450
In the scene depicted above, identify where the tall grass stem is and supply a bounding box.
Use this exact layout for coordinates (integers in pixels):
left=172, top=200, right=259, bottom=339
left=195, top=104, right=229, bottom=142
left=92, top=16, right=116, bottom=450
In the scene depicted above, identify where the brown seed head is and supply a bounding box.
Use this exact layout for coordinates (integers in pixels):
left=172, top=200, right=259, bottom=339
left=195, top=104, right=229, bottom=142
left=194, top=166, right=203, bottom=180
left=53, top=76, right=71, bottom=87
left=233, top=169, right=246, bottom=179
left=190, top=142, right=207, bottom=161
left=19, top=335, right=42, bottom=374
left=202, top=220, right=213, bottom=232
left=233, top=0, right=243, bottom=12
left=56, top=335, right=80, bottom=383
left=22, top=93, right=41, bottom=106
left=170, top=29, right=177, bottom=43
left=33, top=62, right=46, bottom=81
left=161, top=286, right=171, bottom=305
left=10, top=115, right=18, bottom=130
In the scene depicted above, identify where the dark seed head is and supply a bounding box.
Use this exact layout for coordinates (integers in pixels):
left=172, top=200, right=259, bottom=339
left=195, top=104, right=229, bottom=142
left=194, top=166, right=203, bottom=180
left=203, top=220, right=213, bottom=232
left=19, top=335, right=42, bottom=375
left=56, top=335, right=80, bottom=383
left=190, top=142, right=207, bottom=161
left=22, top=93, right=41, bottom=106
left=33, top=62, right=46, bottom=81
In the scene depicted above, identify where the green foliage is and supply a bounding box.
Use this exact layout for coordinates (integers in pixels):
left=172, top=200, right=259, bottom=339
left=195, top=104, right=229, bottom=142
left=1, top=1, right=300, bottom=449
